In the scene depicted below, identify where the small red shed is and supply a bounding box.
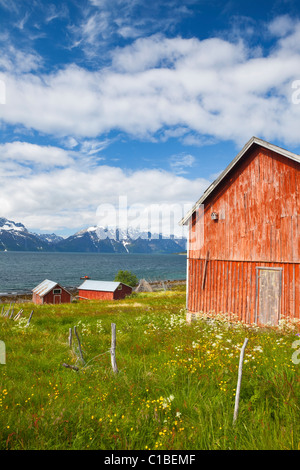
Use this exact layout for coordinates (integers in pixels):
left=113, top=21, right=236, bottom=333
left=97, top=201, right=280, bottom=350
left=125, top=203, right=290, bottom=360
left=180, top=136, right=300, bottom=326
left=78, top=280, right=133, bottom=301
left=32, top=279, right=72, bottom=305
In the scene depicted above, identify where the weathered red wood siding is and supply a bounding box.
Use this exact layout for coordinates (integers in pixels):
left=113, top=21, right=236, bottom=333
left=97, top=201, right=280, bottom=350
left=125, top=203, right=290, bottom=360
left=79, top=290, right=114, bottom=301
left=188, top=145, right=300, bottom=323
left=43, top=288, right=71, bottom=304
left=188, top=259, right=300, bottom=324
left=113, top=284, right=133, bottom=299
left=32, top=292, right=43, bottom=305
left=32, top=287, right=71, bottom=304
left=79, top=284, right=132, bottom=301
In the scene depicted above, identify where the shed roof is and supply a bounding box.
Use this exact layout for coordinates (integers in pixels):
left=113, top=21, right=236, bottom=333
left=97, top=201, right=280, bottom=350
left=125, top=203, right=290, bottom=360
left=78, top=280, right=131, bottom=292
left=32, top=279, right=59, bottom=297
left=179, top=136, right=300, bottom=226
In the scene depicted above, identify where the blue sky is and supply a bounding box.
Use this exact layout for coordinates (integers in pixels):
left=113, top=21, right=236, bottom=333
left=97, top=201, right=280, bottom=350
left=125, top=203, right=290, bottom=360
left=0, top=0, right=300, bottom=236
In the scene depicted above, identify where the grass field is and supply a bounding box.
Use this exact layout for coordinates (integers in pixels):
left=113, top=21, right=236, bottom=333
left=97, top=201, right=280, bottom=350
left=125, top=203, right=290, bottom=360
left=0, top=286, right=299, bottom=450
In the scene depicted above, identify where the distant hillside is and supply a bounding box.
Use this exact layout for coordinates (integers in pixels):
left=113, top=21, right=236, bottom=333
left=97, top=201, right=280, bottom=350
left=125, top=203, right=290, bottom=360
left=54, top=226, right=187, bottom=254
left=0, top=217, right=55, bottom=252
left=0, top=218, right=186, bottom=254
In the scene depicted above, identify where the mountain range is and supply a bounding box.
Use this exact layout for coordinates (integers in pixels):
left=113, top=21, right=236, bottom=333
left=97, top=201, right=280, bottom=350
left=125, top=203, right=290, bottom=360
left=0, top=217, right=186, bottom=254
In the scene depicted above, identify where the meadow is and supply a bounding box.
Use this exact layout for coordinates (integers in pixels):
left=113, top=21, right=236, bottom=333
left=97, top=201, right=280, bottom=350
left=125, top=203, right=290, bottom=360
left=0, top=285, right=299, bottom=450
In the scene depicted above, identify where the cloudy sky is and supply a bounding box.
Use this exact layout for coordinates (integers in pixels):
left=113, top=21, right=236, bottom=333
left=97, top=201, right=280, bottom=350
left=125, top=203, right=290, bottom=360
left=0, top=0, right=300, bottom=236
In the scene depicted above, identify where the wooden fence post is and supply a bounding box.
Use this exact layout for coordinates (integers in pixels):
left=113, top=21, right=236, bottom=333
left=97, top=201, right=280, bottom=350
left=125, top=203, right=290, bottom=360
left=25, top=310, right=34, bottom=328
left=68, top=328, right=72, bottom=348
left=3, top=303, right=12, bottom=318
left=13, top=309, right=23, bottom=321
left=74, top=326, right=85, bottom=365
left=9, top=304, right=15, bottom=319
left=110, top=323, right=118, bottom=374
left=233, top=338, right=248, bottom=425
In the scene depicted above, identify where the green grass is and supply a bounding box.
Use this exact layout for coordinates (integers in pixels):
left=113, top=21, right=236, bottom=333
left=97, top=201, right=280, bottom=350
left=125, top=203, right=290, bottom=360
left=0, top=286, right=299, bottom=450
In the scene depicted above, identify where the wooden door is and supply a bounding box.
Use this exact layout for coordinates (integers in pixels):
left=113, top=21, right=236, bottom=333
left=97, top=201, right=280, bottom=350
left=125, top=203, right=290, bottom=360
left=54, top=295, right=61, bottom=304
left=255, top=267, right=282, bottom=325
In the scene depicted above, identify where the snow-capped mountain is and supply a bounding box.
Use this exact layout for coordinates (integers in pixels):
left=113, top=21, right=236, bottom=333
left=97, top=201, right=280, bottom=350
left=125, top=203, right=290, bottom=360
left=34, top=232, right=64, bottom=244
left=55, top=225, right=187, bottom=254
left=0, top=218, right=186, bottom=253
left=0, top=217, right=53, bottom=251
left=0, top=217, right=28, bottom=233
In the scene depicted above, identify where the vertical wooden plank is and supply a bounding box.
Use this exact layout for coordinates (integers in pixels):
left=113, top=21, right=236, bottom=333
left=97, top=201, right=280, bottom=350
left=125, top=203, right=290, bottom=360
left=215, top=260, right=219, bottom=314
left=221, top=260, right=225, bottom=315
left=235, top=262, right=240, bottom=321
left=225, top=261, right=229, bottom=316
left=190, top=258, right=194, bottom=313
left=207, top=257, right=211, bottom=313
left=281, top=263, right=285, bottom=322
left=232, top=263, right=236, bottom=321
left=293, top=264, right=296, bottom=320
left=228, top=261, right=232, bottom=321
left=188, top=258, right=192, bottom=312
left=202, top=251, right=209, bottom=290
left=296, top=264, right=300, bottom=320
left=197, top=259, right=201, bottom=313
left=240, top=262, right=245, bottom=323
left=191, top=258, right=196, bottom=313
left=247, top=262, right=252, bottom=324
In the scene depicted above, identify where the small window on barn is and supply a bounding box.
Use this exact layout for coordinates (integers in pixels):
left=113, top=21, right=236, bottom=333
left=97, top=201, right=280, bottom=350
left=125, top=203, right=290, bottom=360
left=53, top=288, right=62, bottom=294
left=118, top=285, right=122, bottom=290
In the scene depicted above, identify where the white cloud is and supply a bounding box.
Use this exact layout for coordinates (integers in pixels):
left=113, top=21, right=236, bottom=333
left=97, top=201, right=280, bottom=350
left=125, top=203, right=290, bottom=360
left=0, top=137, right=208, bottom=234
left=2, top=15, right=300, bottom=234
left=0, top=158, right=210, bottom=234
left=268, top=15, right=296, bottom=38
left=0, top=0, right=19, bottom=12
left=72, top=0, right=197, bottom=56
left=169, top=153, right=195, bottom=174
left=0, top=44, right=42, bottom=73
left=0, top=141, right=75, bottom=170
left=1, top=20, right=300, bottom=146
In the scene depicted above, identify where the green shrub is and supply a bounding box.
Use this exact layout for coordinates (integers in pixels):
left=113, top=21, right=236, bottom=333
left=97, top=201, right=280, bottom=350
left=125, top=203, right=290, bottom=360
left=114, top=270, right=138, bottom=287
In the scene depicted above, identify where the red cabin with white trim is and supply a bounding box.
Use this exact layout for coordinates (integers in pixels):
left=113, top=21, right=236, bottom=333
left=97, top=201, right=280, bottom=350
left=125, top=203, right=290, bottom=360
left=32, top=279, right=72, bottom=304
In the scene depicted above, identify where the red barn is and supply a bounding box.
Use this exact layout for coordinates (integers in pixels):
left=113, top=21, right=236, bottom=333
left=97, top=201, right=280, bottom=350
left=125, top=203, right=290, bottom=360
left=78, top=280, right=132, bottom=301
left=180, top=137, right=300, bottom=326
left=32, top=279, right=72, bottom=304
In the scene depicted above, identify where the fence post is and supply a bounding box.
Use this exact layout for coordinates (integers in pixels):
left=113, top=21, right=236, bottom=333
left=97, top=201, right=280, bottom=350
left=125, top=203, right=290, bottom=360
left=110, top=323, right=118, bottom=374
left=25, top=310, right=34, bottom=328
left=233, top=337, right=248, bottom=425
left=74, top=326, right=85, bottom=365
left=13, top=309, right=23, bottom=321
left=9, top=304, right=15, bottom=319
left=68, top=327, right=72, bottom=348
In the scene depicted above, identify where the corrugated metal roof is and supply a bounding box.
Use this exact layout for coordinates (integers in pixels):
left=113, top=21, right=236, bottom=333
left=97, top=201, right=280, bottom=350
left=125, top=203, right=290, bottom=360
left=32, top=279, right=58, bottom=297
left=179, top=136, right=300, bottom=226
left=78, top=280, right=122, bottom=292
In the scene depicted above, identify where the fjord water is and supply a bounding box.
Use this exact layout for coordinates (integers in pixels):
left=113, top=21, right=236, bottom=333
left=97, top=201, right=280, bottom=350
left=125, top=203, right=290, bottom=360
left=0, top=252, right=187, bottom=294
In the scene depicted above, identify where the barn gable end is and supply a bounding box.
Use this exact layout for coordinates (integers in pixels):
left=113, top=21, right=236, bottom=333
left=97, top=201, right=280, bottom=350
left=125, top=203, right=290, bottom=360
left=32, top=279, right=71, bottom=304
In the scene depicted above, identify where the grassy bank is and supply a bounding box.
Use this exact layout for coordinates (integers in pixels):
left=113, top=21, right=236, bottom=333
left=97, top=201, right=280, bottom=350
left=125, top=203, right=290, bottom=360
left=0, top=286, right=299, bottom=450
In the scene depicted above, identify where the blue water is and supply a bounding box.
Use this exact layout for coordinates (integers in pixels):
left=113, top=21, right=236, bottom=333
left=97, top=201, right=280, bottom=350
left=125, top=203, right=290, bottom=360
left=0, top=252, right=187, bottom=294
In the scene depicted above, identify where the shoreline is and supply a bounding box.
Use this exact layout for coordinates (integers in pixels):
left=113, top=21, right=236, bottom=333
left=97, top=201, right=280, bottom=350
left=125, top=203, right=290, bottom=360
left=0, top=279, right=186, bottom=303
